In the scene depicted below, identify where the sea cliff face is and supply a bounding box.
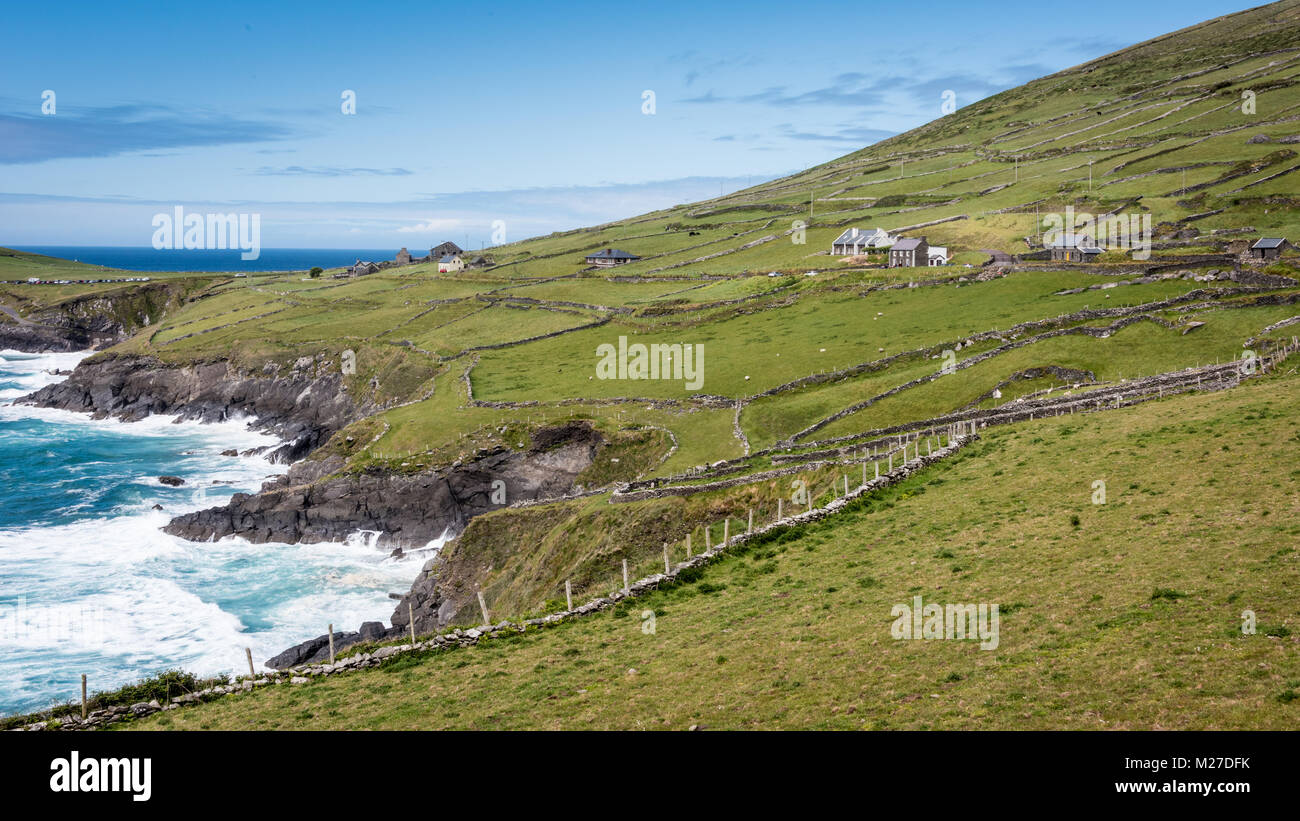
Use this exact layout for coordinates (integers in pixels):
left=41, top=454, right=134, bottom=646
left=21, top=353, right=364, bottom=463
left=231, top=422, right=604, bottom=669
left=0, top=281, right=195, bottom=352
left=162, top=422, right=602, bottom=547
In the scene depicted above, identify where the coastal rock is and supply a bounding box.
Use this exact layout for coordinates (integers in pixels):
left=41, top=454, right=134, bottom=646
left=20, top=352, right=368, bottom=462
left=158, top=475, right=185, bottom=486
left=263, top=423, right=604, bottom=665
left=168, top=423, right=601, bottom=549
left=0, top=279, right=194, bottom=353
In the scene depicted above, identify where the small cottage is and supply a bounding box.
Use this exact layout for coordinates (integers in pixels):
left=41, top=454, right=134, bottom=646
left=832, top=227, right=894, bottom=255
left=348, top=260, right=379, bottom=276
left=889, top=237, right=929, bottom=268
left=1249, top=237, right=1291, bottom=260
left=927, top=246, right=949, bottom=266
left=584, top=248, right=640, bottom=267
left=438, top=254, right=465, bottom=273
left=1048, top=233, right=1103, bottom=263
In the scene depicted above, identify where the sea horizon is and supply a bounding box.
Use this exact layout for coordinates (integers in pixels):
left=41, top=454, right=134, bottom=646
left=5, top=246, right=422, bottom=274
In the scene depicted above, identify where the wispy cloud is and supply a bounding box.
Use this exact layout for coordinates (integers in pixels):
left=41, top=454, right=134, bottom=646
left=0, top=103, right=297, bottom=164
left=680, top=65, right=1055, bottom=112
left=251, top=166, right=414, bottom=177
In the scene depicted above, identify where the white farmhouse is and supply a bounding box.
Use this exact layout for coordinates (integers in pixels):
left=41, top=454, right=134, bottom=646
left=831, top=227, right=894, bottom=255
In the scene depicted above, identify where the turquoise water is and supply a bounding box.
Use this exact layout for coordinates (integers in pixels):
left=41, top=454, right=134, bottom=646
left=0, top=351, right=440, bottom=716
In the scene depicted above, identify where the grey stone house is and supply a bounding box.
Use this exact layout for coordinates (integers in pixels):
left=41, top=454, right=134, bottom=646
left=1249, top=237, right=1291, bottom=260
left=889, top=237, right=928, bottom=268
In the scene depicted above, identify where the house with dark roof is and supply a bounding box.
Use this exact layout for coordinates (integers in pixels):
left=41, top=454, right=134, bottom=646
left=431, top=241, right=463, bottom=260
left=584, top=248, right=640, bottom=267
left=348, top=260, right=379, bottom=276
left=888, top=237, right=929, bottom=268
left=1048, top=233, right=1104, bottom=263
left=832, top=227, right=894, bottom=255
left=1249, top=237, right=1291, bottom=260
left=437, top=254, right=465, bottom=273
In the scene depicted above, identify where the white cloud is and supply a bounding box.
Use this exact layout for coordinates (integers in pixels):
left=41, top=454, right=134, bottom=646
left=397, top=218, right=463, bottom=234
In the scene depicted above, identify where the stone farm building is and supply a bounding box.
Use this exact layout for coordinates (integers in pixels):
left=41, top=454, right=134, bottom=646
left=1249, top=237, right=1291, bottom=260
left=584, top=248, right=640, bottom=267
left=831, top=227, right=894, bottom=255
left=395, top=247, right=413, bottom=265
left=347, top=260, right=380, bottom=276
left=1048, top=233, right=1104, bottom=263
left=888, top=237, right=928, bottom=267
left=438, top=254, right=465, bottom=273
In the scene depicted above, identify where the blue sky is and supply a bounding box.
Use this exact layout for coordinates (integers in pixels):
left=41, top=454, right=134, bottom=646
left=0, top=0, right=1253, bottom=249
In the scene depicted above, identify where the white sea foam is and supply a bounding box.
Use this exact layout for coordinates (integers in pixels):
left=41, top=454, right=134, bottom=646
left=0, top=350, right=437, bottom=715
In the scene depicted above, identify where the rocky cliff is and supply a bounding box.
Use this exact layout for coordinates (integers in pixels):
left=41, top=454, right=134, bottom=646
left=0, top=280, right=196, bottom=352
left=250, top=421, right=605, bottom=668
left=21, top=352, right=365, bottom=463
left=164, top=421, right=602, bottom=547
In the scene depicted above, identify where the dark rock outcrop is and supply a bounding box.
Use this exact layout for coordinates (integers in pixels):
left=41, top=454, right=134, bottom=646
left=166, top=423, right=602, bottom=548
left=20, top=353, right=366, bottom=463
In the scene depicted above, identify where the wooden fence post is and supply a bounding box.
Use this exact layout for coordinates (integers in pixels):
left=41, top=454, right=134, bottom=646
left=622, top=559, right=629, bottom=593
left=777, top=498, right=783, bottom=519
left=408, top=602, right=416, bottom=644
left=747, top=508, right=753, bottom=533
left=722, top=519, right=730, bottom=547
left=686, top=532, right=692, bottom=558
left=477, top=591, right=491, bottom=626
left=328, top=624, right=335, bottom=665
left=81, top=674, right=87, bottom=720
left=565, top=579, right=573, bottom=610
left=663, top=543, right=671, bottom=574
left=246, top=647, right=255, bottom=679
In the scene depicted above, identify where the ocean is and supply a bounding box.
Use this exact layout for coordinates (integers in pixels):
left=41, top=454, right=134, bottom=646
left=0, top=350, right=443, bottom=717
left=8, top=246, right=404, bottom=273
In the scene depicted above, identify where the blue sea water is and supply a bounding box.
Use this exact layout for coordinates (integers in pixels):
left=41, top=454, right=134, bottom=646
left=8, top=246, right=402, bottom=273
left=0, top=351, right=444, bottom=717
